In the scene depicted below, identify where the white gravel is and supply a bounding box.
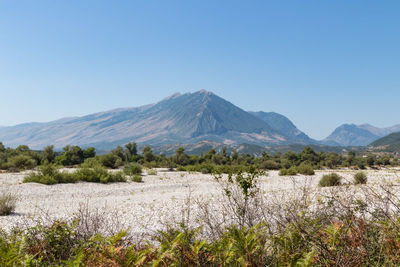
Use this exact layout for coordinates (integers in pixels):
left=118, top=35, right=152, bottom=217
left=0, top=168, right=399, bottom=235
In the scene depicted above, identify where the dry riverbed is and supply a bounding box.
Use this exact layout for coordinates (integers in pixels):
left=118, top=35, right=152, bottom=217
left=0, top=168, right=399, bottom=235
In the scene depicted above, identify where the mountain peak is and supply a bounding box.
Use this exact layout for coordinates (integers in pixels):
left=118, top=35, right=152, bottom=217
left=162, top=92, right=182, bottom=101
left=197, top=89, right=215, bottom=95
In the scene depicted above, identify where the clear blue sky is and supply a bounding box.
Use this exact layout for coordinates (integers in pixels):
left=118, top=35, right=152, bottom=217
left=1, top=1, right=399, bottom=140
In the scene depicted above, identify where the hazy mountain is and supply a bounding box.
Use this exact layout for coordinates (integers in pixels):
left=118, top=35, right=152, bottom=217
left=322, top=123, right=400, bottom=146
left=249, top=111, right=316, bottom=144
left=0, top=90, right=312, bottom=149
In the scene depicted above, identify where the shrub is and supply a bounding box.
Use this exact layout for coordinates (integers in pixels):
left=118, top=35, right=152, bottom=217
left=319, top=173, right=342, bottom=187
left=296, top=164, right=315, bottom=175
left=200, top=164, right=214, bottom=174
left=279, top=167, right=298, bottom=176
left=124, top=163, right=142, bottom=176
left=147, top=169, right=157, bottom=175
left=7, top=155, right=36, bottom=170
left=130, top=175, right=143, bottom=183
left=73, top=167, right=126, bottom=183
left=176, top=166, right=186, bottom=171
left=99, top=154, right=122, bottom=169
left=354, top=171, right=367, bottom=184
left=24, top=164, right=74, bottom=185
left=261, top=160, right=280, bottom=170
left=0, top=191, right=17, bottom=215
left=80, top=157, right=102, bottom=168
left=24, top=164, right=126, bottom=184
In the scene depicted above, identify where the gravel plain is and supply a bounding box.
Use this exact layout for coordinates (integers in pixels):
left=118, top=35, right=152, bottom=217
left=0, top=168, right=399, bottom=235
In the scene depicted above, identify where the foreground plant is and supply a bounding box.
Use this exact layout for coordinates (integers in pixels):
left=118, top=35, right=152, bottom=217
left=0, top=192, right=17, bottom=216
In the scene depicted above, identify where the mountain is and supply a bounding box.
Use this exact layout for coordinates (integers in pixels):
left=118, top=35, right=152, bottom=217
left=249, top=111, right=316, bottom=144
left=368, top=132, right=400, bottom=153
left=322, top=123, right=400, bottom=146
left=0, top=90, right=312, bottom=150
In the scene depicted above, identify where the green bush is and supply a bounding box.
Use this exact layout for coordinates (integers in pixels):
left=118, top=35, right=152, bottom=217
left=80, top=157, right=102, bottom=168
left=279, top=167, right=298, bottom=176
left=130, top=175, right=143, bottom=183
left=319, top=173, right=342, bottom=187
left=261, top=160, right=280, bottom=170
left=147, top=169, right=157, bottom=175
left=296, top=164, right=315, bottom=175
left=124, top=163, right=142, bottom=176
left=73, top=167, right=126, bottom=183
left=176, top=166, right=186, bottom=171
left=23, top=164, right=126, bottom=184
left=7, top=155, right=36, bottom=170
left=24, top=164, right=75, bottom=185
left=354, top=171, right=367, bottom=184
left=99, top=154, right=122, bottom=169
left=0, top=191, right=17, bottom=216
left=200, top=164, right=215, bottom=174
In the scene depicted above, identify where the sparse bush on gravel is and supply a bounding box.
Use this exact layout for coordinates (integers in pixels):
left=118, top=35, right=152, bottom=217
left=354, top=171, right=368, bottom=184
left=130, top=175, right=143, bottom=183
left=279, top=166, right=298, bottom=176
left=319, top=172, right=342, bottom=187
left=0, top=191, right=17, bottom=215
left=124, top=163, right=142, bottom=176
left=23, top=164, right=126, bottom=184
left=279, top=164, right=314, bottom=176
left=147, top=168, right=157, bottom=175
left=7, top=169, right=400, bottom=266
left=23, top=164, right=74, bottom=185
left=296, top=163, right=315, bottom=175
left=74, top=167, right=126, bottom=183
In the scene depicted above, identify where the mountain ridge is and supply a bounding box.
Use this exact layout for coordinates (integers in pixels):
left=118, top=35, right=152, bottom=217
left=322, top=123, right=400, bottom=146
left=0, top=90, right=310, bottom=149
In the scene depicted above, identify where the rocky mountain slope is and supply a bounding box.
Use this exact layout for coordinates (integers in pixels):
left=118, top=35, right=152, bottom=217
left=322, top=124, right=400, bottom=146
left=0, top=90, right=313, bottom=149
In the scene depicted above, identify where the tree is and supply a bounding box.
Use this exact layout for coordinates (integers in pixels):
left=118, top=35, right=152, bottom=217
left=347, top=151, right=356, bottom=166
left=0, top=142, right=5, bottom=152
left=300, top=146, right=318, bottom=165
left=125, top=142, right=137, bottom=157
left=172, top=147, right=189, bottom=166
left=142, top=146, right=154, bottom=162
left=42, top=145, right=56, bottom=163
left=16, top=145, right=30, bottom=153
left=366, top=155, right=375, bottom=167
left=112, top=146, right=125, bottom=161
left=83, top=147, right=96, bottom=159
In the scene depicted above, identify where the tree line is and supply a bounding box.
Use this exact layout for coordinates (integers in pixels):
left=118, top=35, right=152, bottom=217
left=0, top=141, right=398, bottom=173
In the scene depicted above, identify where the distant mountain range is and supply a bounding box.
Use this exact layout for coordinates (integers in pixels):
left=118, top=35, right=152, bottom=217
left=322, top=124, right=400, bottom=146
left=0, top=90, right=398, bottom=151
left=0, top=90, right=315, bottom=150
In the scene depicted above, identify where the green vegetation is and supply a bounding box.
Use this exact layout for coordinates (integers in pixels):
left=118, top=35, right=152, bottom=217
left=123, top=162, right=142, bottom=176
left=279, top=163, right=315, bottom=176
left=279, top=166, right=298, bottom=176
left=0, top=191, right=17, bottom=216
left=4, top=167, right=400, bottom=265
left=354, top=171, right=368, bottom=184
left=23, top=164, right=126, bottom=185
left=130, top=175, right=143, bottom=183
left=147, top=168, right=157, bottom=175
left=319, top=172, right=342, bottom=187
left=0, top=140, right=398, bottom=174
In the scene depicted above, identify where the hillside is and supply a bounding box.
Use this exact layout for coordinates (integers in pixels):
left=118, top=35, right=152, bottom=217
left=249, top=111, right=316, bottom=144
left=322, top=124, right=400, bottom=146
left=368, top=132, right=400, bottom=152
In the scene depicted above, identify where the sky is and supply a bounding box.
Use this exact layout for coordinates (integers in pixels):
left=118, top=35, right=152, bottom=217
left=0, top=1, right=399, bottom=140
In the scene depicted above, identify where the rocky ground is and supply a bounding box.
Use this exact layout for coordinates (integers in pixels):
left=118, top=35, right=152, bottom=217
left=0, top=168, right=399, bottom=236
